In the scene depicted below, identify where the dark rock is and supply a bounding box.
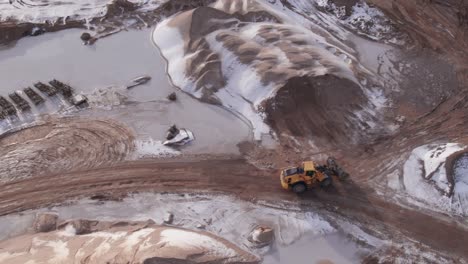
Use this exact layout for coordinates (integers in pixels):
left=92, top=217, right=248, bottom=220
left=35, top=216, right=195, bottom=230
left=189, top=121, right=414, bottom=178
left=168, top=124, right=179, bottom=134
left=166, top=124, right=180, bottom=140
left=33, top=213, right=58, bottom=233
left=30, top=27, right=45, bottom=36
left=167, top=92, right=177, bottom=101
left=70, top=219, right=95, bottom=235
left=113, top=0, right=138, bottom=11
left=166, top=132, right=176, bottom=140
left=163, top=212, right=174, bottom=224
left=80, top=32, right=92, bottom=41
left=249, top=226, right=274, bottom=245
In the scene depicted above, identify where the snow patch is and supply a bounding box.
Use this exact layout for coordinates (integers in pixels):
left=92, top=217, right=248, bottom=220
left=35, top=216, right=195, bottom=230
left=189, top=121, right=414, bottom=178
left=152, top=19, right=199, bottom=97
left=453, top=155, right=468, bottom=215
left=46, top=240, right=70, bottom=263
left=57, top=225, right=77, bottom=237
left=402, top=143, right=468, bottom=215
left=134, top=138, right=180, bottom=158
left=309, top=0, right=395, bottom=41
left=158, top=228, right=237, bottom=257
left=0, top=193, right=337, bottom=255
left=0, top=0, right=168, bottom=23
left=86, top=86, right=128, bottom=109
left=121, top=228, right=154, bottom=250
left=344, top=2, right=393, bottom=40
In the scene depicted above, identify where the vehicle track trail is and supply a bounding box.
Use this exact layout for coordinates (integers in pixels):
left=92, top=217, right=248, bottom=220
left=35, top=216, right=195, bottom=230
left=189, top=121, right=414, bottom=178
left=0, top=158, right=467, bottom=260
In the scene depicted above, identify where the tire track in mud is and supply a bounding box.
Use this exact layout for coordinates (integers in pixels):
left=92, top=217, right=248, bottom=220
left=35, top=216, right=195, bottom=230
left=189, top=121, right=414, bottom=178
left=0, top=159, right=467, bottom=260
left=0, top=117, right=135, bottom=182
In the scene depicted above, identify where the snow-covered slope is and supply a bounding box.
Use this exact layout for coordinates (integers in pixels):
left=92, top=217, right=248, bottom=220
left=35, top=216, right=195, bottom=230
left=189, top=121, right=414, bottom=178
left=0, top=0, right=167, bottom=23
left=399, top=143, right=468, bottom=216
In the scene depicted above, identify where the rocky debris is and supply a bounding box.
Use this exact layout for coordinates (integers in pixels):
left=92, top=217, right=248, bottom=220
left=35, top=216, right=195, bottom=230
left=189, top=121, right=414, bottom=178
left=33, top=213, right=58, bottom=233
left=8, top=92, right=31, bottom=112
left=0, top=219, right=260, bottom=264
left=163, top=212, right=174, bottom=224
left=49, top=79, right=74, bottom=98
left=34, top=82, right=58, bottom=96
left=327, top=156, right=349, bottom=180
left=166, top=124, right=180, bottom=140
left=71, top=94, right=89, bottom=108
left=167, top=92, right=177, bottom=101
left=110, top=0, right=139, bottom=12
left=68, top=219, right=96, bottom=235
left=80, top=32, right=97, bottom=45
left=24, top=87, right=45, bottom=106
left=30, top=27, right=45, bottom=36
left=0, top=80, right=85, bottom=117
left=249, top=226, right=274, bottom=246
left=105, top=0, right=139, bottom=20
left=0, top=96, right=17, bottom=118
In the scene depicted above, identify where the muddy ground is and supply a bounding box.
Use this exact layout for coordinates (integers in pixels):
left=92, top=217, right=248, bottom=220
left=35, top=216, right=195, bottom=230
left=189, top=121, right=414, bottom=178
left=0, top=158, right=467, bottom=262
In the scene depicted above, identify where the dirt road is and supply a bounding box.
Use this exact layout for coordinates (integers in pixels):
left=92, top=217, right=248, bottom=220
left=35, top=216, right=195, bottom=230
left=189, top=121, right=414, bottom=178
left=0, top=158, right=467, bottom=260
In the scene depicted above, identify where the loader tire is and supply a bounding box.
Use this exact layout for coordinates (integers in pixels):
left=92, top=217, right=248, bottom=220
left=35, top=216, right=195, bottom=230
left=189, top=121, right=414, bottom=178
left=292, top=183, right=307, bottom=194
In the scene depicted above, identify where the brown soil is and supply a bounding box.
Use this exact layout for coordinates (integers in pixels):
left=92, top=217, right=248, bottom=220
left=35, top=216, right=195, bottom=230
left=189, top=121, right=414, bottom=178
left=264, top=74, right=367, bottom=149
left=368, top=0, right=468, bottom=85
left=0, top=158, right=466, bottom=261
left=0, top=118, right=135, bottom=182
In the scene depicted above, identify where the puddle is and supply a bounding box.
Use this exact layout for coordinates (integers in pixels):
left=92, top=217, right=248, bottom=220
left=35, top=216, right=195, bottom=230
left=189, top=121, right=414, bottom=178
left=0, top=28, right=251, bottom=154
left=264, top=232, right=362, bottom=264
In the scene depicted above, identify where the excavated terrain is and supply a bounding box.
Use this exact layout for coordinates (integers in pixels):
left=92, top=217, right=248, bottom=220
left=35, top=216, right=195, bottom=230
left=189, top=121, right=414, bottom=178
left=1, top=0, right=468, bottom=263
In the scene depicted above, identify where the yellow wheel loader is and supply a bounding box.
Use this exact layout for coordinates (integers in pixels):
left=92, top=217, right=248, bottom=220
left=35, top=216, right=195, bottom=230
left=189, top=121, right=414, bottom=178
left=280, top=157, right=348, bottom=194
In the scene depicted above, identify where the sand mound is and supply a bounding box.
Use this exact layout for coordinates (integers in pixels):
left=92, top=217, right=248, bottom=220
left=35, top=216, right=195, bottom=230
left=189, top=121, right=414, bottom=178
left=154, top=0, right=390, bottom=140
left=0, top=219, right=259, bottom=264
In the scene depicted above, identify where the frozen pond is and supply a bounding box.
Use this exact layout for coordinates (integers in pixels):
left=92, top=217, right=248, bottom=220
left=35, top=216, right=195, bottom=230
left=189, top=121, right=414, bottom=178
left=0, top=28, right=251, bottom=154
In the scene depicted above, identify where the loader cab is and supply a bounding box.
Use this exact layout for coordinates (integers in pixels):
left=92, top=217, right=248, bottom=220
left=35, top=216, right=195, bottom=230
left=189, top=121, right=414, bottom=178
left=280, top=161, right=330, bottom=193
left=302, top=161, right=317, bottom=177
